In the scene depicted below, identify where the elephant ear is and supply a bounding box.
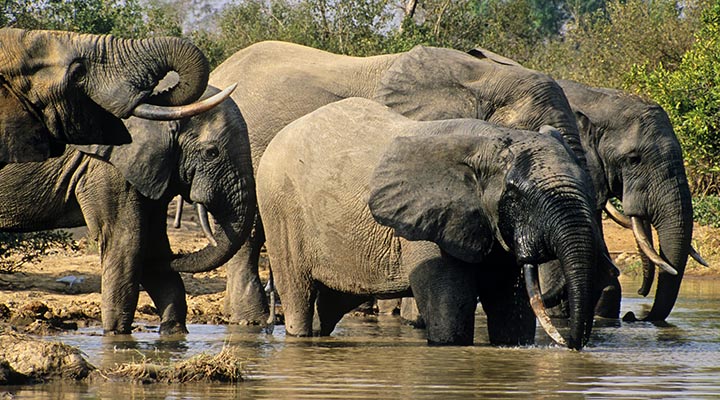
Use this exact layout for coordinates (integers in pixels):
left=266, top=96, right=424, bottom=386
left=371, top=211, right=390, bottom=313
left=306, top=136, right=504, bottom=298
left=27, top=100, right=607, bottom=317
left=374, top=46, right=482, bottom=121
left=74, top=117, right=176, bottom=200
left=574, top=111, right=608, bottom=208
left=466, top=47, right=522, bottom=67
left=368, top=133, right=511, bottom=264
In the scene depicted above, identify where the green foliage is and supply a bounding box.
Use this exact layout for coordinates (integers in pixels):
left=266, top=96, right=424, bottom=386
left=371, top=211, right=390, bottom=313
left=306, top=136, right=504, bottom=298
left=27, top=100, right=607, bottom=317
left=0, top=231, right=79, bottom=274
left=627, top=3, right=720, bottom=195
left=693, top=195, right=720, bottom=228
left=528, top=0, right=704, bottom=89
left=1, top=0, right=182, bottom=38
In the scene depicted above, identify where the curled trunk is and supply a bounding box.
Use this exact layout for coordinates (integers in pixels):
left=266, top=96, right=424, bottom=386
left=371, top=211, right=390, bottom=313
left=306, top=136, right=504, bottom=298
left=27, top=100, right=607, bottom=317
left=171, top=179, right=256, bottom=274
left=80, top=33, right=210, bottom=118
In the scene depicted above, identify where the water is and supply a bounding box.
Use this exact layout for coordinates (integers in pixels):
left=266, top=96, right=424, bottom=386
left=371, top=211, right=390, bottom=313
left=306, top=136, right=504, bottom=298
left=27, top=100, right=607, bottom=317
left=5, top=276, right=720, bottom=399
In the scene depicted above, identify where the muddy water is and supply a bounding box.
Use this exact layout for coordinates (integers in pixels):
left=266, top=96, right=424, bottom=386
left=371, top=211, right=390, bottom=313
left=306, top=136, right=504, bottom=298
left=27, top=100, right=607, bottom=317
left=7, top=275, right=720, bottom=399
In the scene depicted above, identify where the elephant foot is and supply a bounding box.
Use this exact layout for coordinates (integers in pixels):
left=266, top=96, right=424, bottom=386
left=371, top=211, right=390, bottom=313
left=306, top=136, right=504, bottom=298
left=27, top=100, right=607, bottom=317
left=159, top=321, right=189, bottom=335
left=622, top=311, right=638, bottom=322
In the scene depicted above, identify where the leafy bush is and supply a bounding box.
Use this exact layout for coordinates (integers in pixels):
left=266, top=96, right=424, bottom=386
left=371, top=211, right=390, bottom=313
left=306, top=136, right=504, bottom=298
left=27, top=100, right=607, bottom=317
left=692, top=195, right=720, bottom=228
left=627, top=3, right=720, bottom=195
left=529, top=0, right=705, bottom=89
left=0, top=231, right=79, bottom=274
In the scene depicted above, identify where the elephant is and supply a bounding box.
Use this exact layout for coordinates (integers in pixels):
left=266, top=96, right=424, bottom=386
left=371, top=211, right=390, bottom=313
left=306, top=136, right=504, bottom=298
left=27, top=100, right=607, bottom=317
left=0, top=87, right=255, bottom=334
left=256, top=98, right=601, bottom=350
left=0, top=28, right=231, bottom=165
left=205, top=40, right=589, bottom=325
left=546, top=79, right=696, bottom=322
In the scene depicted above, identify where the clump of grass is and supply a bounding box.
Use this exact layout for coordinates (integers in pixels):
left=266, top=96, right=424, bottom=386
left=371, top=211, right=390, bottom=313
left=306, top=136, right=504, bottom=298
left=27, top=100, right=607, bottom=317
left=94, top=346, right=243, bottom=384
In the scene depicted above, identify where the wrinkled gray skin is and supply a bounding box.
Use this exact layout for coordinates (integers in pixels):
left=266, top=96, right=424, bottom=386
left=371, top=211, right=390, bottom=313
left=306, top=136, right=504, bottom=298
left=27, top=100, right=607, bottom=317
left=257, top=98, right=600, bottom=350
left=0, top=28, right=210, bottom=165
left=544, top=80, right=693, bottom=322
left=0, top=90, right=255, bottom=334
left=208, top=41, right=584, bottom=324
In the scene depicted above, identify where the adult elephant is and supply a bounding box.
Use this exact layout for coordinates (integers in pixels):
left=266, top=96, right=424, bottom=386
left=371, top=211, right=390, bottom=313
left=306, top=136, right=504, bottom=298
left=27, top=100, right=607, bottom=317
left=551, top=79, right=697, bottom=322
left=257, top=98, right=600, bottom=350
left=206, top=41, right=586, bottom=324
left=0, top=28, right=227, bottom=165
left=0, top=88, right=255, bottom=334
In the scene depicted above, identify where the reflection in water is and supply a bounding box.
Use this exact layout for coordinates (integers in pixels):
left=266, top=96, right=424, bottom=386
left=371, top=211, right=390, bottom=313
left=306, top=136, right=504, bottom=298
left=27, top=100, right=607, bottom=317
left=7, top=276, right=720, bottom=398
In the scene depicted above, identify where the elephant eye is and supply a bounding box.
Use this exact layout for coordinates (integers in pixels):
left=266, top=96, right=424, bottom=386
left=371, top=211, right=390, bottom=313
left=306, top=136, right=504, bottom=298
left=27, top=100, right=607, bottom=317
left=201, top=145, right=220, bottom=161
left=68, top=60, right=87, bottom=85
left=626, top=151, right=641, bottom=166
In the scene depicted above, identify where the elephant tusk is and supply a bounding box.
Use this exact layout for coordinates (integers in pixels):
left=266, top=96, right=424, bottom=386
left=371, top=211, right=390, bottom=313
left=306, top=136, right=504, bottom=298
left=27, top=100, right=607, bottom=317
left=196, top=203, right=218, bottom=247
left=173, top=196, right=183, bottom=229
left=604, top=201, right=632, bottom=228
left=631, top=217, right=678, bottom=275
left=131, top=83, right=237, bottom=121
left=607, top=201, right=703, bottom=268
left=523, top=264, right=567, bottom=347
left=690, top=246, right=710, bottom=267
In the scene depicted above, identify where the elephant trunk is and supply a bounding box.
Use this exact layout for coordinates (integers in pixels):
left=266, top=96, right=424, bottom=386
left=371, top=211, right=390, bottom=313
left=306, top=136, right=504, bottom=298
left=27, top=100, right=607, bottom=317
left=555, top=232, right=595, bottom=350
left=641, top=164, right=693, bottom=321
left=171, top=178, right=256, bottom=274
left=542, top=190, right=597, bottom=350
left=79, top=34, right=209, bottom=118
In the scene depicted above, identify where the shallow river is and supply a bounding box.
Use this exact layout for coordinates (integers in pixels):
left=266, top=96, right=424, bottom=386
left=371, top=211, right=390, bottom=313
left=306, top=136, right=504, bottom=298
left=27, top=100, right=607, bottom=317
left=7, top=275, right=720, bottom=399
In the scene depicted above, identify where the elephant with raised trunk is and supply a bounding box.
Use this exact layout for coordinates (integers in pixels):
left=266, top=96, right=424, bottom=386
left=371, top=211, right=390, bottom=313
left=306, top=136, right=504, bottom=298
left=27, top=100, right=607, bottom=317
left=0, top=28, right=230, bottom=165
left=257, top=98, right=601, bottom=350
left=0, top=88, right=255, bottom=334
left=206, top=41, right=586, bottom=324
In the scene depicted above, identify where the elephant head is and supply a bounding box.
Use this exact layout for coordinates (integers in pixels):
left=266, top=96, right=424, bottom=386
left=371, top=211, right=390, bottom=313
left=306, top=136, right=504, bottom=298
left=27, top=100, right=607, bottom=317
left=0, top=28, right=225, bottom=164
left=76, top=86, right=256, bottom=274
left=374, top=45, right=586, bottom=171
left=559, top=79, right=694, bottom=322
left=369, top=123, right=600, bottom=350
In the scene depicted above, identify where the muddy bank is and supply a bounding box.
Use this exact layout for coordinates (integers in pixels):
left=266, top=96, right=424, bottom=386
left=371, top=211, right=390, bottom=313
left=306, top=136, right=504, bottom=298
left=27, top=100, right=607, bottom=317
left=0, top=330, right=243, bottom=385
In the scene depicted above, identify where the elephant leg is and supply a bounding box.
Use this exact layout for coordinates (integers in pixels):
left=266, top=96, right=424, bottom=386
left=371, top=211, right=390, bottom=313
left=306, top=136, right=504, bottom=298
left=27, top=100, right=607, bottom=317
left=82, top=194, right=144, bottom=335
left=409, top=256, right=477, bottom=346
left=99, top=242, right=141, bottom=335
left=399, top=297, right=425, bottom=328
left=140, top=201, right=188, bottom=335
left=272, top=262, right=316, bottom=337
left=315, top=284, right=372, bottom=336
left=478, top=262, right=536, bottom=347
left=224, top=213, right=269, bottom=325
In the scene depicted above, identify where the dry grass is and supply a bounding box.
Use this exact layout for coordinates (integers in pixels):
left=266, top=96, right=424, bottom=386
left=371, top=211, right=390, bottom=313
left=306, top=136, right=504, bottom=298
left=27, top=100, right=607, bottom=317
left=91, top=346, right=244, bottom=384
left=686, top=224, right=720, bottom=276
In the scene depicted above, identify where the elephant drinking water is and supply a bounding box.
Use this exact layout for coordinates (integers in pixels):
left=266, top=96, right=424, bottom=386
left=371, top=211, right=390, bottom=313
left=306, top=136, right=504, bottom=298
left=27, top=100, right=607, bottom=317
left=256, top=98, right=601, bottom=350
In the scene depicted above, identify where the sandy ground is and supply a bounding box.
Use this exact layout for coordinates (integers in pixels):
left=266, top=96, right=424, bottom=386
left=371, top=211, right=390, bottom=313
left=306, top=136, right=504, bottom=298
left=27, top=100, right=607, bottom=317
left=0, top=200, right=717, bottom=335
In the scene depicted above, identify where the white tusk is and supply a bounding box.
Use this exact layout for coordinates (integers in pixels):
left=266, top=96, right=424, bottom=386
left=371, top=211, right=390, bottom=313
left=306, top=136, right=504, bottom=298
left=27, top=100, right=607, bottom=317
left=523, top=264, right=567, bottom=347
left=690, top=245, right=710, bottom=267
left=173, top=196, right=183, bottom=229
left=631, top=217, right=678, bottom=275
left=196, top=203, right=218, bottom=247
left=604, top=201, right=632, bottom=228
left=131, top=83, right=237, bottom=121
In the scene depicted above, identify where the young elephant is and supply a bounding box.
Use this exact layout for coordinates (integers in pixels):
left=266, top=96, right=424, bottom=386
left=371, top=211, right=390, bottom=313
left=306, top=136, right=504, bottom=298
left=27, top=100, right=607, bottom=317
left=0, top=88, right=255, bottom=335
left=257, top=98, right=601, bottom=350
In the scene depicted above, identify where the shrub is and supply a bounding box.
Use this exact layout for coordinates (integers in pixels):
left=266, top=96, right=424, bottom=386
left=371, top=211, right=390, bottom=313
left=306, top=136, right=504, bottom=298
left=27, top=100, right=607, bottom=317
left=0, top=231, right=79, bottom=274
left=627, top=3, right=720, bottom=195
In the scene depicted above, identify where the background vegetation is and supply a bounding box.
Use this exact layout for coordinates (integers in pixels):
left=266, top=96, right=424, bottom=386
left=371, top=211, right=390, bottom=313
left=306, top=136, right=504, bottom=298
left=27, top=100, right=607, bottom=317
left=2, top=0, right=719, bottom=226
